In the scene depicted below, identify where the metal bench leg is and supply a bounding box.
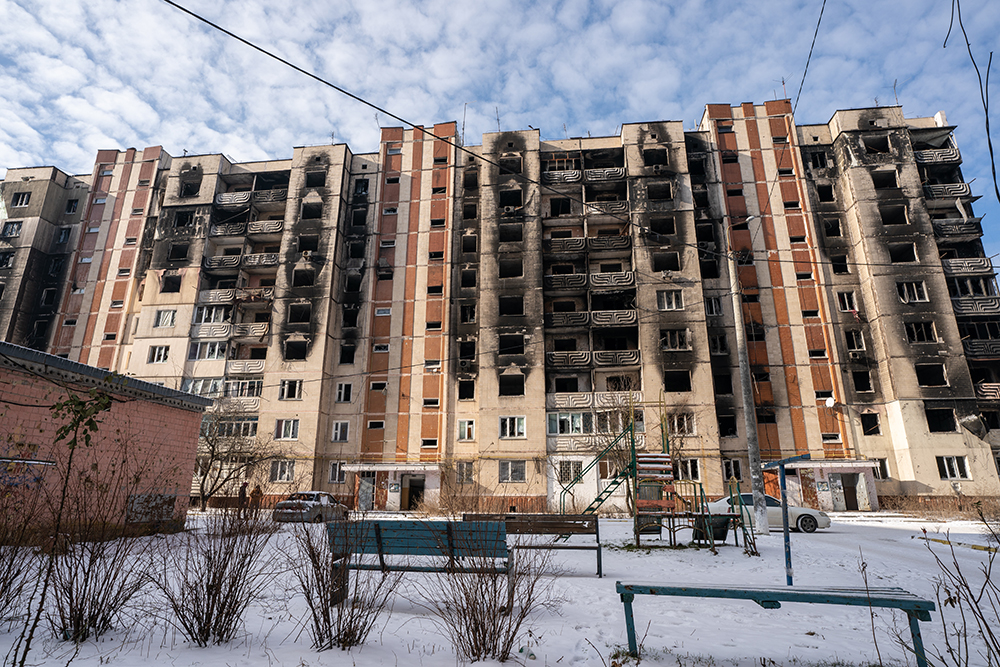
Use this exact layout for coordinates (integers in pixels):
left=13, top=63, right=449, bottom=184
left=908, top=612, right=929, bottom=667
left=620, top=592, right=638, bottom=656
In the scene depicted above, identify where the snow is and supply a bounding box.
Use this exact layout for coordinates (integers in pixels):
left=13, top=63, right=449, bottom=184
left=2, top=513, right=995, bottom=666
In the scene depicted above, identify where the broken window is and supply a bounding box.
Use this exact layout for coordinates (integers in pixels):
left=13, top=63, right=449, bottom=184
left=461, top=269, right=477, bottom=288
left=871, top=170, right=898, bottom=189
left=459, top=341, right=476, bottom=359
left=817, top=184, right=834, bottom=202
left=288, top=303, right=312, bottom=323
left=551, top=198, right=571, bottom=216
left=648, top=182, right=672, bottom=200
left=351, top=209, right=367, bottom=227
left=713, top=374, right=733, bottom=395
left=302, top=203, right=323, bottom=219
left=460, top=304, right=476, bottom=323
left=349, top=242, right=365, bottom=259
left=462, top=235, right=477, bottom=253
left=810, top=152, right=828, bottom=169
left=339, top=344, right=356, bottom=364
left=888, top=243, right=917, bottom=263
left=926, top=408, right=957, bottom=433
left=305, top=171, right=326, bottom=188
left=168, top=244, right=189, bottom=260
left=863, top=135, right=890, bottom=154
left=499, top=375, right=525, bottom=396
left=652, top=252, right=681, bottom=272
left=458, top=380, right=475, bottom=399
left=650, top=216, right=676, bottom=236
left=293, top=270, right=315, bottom=287
left=906, top=321, right=937, bottom=343
left=643, top=148, right=668, bottom=166
left=499, top=157, right=522, bottom=175
left=342, top=307, right=359, bottom=328
left=500, top=296, right=524, bottom=316
left=499, top=334, right=525, bottom=355
left=175, top=211, right=194, bottom=228
left=285, top=340, right=307, bottom=360
left=299, top=235, right=319, bottom=252
left=915, top=364, right=947, bottom=386
left=499, top=258, right=523, bottom=278
left=463, top=203, right=478, bottom=220
left=853, top=370, right=873, bottom=392
left=499, top=223, right=523, bottom=242
left=824, top=218, right=842, bottom=237
left=831, top=255, right=849, bottom=274
left=345, top=274, right=362, bottom=293
left=463, top=169, right=479, bottom=189
left=554, top=377, right=579, bottom=392
left=499, top=190, right=523, bottom=208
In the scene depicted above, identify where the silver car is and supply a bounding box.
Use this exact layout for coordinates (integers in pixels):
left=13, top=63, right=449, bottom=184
left=272, top=492, right=348, bottom=523
left=707, top=493, right=831, bottom=533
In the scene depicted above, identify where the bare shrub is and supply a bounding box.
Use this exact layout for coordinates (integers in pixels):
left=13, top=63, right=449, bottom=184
left=289, top=522, right=402, bottom=650
left=412, top=538, right=562, bottom=662
left=151, top=509, right=279, bottom=646
left=0, top=476, right=42, bottom=623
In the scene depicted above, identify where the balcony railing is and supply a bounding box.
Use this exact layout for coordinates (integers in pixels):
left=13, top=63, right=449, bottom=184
left=544, top=238, right=586, bottom=253
left=236, top=287, right=274, bottom=301
left=203, top=255, right=241, bottom=269
left=924, top=183, right=972, bottom=198
left=593, top=350, right=641, bottom=366
left=209, top=223, right=246, bottom=237
left=964, top=340, right=1000, bottom=358
left=594, top=391, right=643, bottom=407
left=590, top=310, right=638, bottom=326
left=545, top=351, right=592, bottom=367
left=941, top=257, right=993, bottom=276
left=227, top=359, right=266, bottom=375
left=242, top=253, right=279, bottom=268
left=951, top=296, right=1000, bottom=315
left=253, top=188, right=287, bottom=204
left=233, top=322, right=270, bottom=338
left=248, top=220, right=283, bottom=235
left=584, top=167, right=626, bottom=181
left=932, top=218, right=983, bottom=240
left=975, top=383, right=1000, bottom=400
left=215, top=191, right=252, bottom=206
left=547, top=393, right=594, bottom=408
left=588, top=236, right=631, bottom=251
left=544, top=274, right=588, bottom=290
left=544, top=312, right=590, bottom=327
left=914, top=147, right=961, bottom=164
left=589, top=271, right=635, bottom=288
left=220, top=396, right=260, bottom=412
left=190, top=323, right=232, bottom=338
left=544, top=391, right=645, bottom=409
left=540, top=170, right=582, bottom=184
left=586, top=201, right=628, bottom=214
left=199, top=288, right=236, bottom=304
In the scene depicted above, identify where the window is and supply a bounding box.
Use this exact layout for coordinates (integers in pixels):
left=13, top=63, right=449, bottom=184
left=423, top=398, right=440, bottom=408
left=93, top=197, right=107, bottom=205
left=457, top=461, right=475, bottom=484
left=340, top=344, right=356, bottom=364
left=40, top=288, right=57, bottom=306
left=370, top=381, right=387, bottom=392
left=817, top=184, right=834, bottom=202
left=458, top=380, right=475, bottom=399
left=426, top=321, right=442, bottom=331
left=499, top=460, right=526, bottom=483
left=429, top=251, right=444, bottom=261
left=657, top=290, right=684, bottom=311
left=460, top=305, right=476, bottom=323
left=871, top=170, right=897, bottom=189
left=275, top=419, right=300, bottom=440
left=705, top=297, right=722, bottom=316
left=373, top=343, right=389, bottom=353
left=723, top=458, right=743, bottom=482
left=551, top=198, right=571, bottom=216
left=421, top=438, right=438, bottom=449
left=677, top=458, right=700, bottom=481
left=188, top=341, right=226, bottom=360
left=124, top=237, right=137, bottom=246
left=498, top=334, right=525, bottom=355
left=224, top=378, right=262, bottom=397
left=897, top=282, right=928, bottom=303
left=499, top=416, right=526, bottom=439
left=837, top=292, right=857, bottom=312
left=161, top=275, right=181, bottom=293
left=458, top=420, right=475, bottom=441
left=499, top=296, right=524, bottom=316
left=846, top=330, right=865, bottom=351
left=498, top=223, right=523, bottom=242
left=462, top=235, right=477, bottom=253
left=888, top=243, right=917, bottom=263
left=336, top=383, right=352, bottom=402
left=802, top=310, right=819, bottom=318
left=713, top=373, right=733, bottom=395
left=293, top=269, right=315, bottom=287
left=425, top=359, right=442, bottom=370
left=270, top=460, right=295, bottom=483
left=329, top=461, right=347, bottom=484
left=666, top=413, right=695, bottom=436
left=660, top=329, right=690, bottom=350
left=368, top=420, right=385, bottom=430
left=57, top=228, right=71, bottom=244
left=427, top=285, right=443, bottom=295
left=915, top=364, right=947, bottom=387
left=279, top=379, right=303, bottom=400
left=181, top=377, right=223, bottom=397
left=547, top=412, right=593, bottom=435
left=860, top=413, right=881, bottom=436
left=375, top=307, right=391, bottom=316
left=154, top=310, right=177, bottom=328
left=853, top=370, right=873, bottom=392
left=2, top=222, right=21, bottom=237
left=936, top=455, right=969, bottom=480
left=499, top=375, right=525, bottom=396
left=168, top=244, right=189, bottom=261
left=926, top=408, right=957, bottom=433
left=202, top=416, right=259, bottom=438
left=558, top=460, right=583, bottom=484
left=305, top=171, right=326, bottom=188
left=831, top=255, right=849, bottom=274
left=822, top=433, right=842, bottom=443
left=499, top=258, right=523, bottom=278
left=11, top=192, right=30, bottom=207
left=65, top=199, right=78, bottom=214
left=331, top=422, right=350, bottom=442
left=664, top=370, right=692, bottom=392
left=288, top=303, right=312, bottom=324
left=79, top=256, right=93, bottom=264
left=808, top=348, right=827, bottom=359
left=709, top=334, right=728, bottom=355
left=906, top=321, right=937, bottom=343
left=148, top=346, right=169, bottom=363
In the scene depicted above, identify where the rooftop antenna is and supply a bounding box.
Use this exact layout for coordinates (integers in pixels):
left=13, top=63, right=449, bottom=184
left=495, top=106, right=501, bottom=133
left=563, top=123, right=568, bottom=139
left=893, top=79, right=899, bottom=106
left=330, top=131, right=335, bottom=145
left=462, top=102, right=468, bottom=145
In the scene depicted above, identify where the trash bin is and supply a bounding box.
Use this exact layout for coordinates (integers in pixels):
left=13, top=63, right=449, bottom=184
left=693, top=515, right=730, bottom=543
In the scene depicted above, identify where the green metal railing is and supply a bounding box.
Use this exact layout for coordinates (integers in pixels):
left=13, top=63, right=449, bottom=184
left=559, top=420, right=636, bottom=515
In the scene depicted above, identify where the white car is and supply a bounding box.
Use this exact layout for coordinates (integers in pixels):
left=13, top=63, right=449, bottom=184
left=706, top=493, right=831, bottom=533
left=272, top=492, right=348, bottom=523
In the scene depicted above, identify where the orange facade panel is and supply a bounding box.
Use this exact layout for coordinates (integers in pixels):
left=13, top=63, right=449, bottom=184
left=780, top=181, right=800, bottom=203
left=804, top=325, right=826, bottom=351
left=811, top=366, right=833, bottom=393
left=799, top=288, right=819, bottom=312
left=786, top=215, right=806, bottom=238
left=769, top=117, right=788, bottom=138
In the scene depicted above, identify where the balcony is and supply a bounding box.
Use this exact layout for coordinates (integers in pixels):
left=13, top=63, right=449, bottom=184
left=584, top=167, right=626, bottom=181
left=594, top=391, right=643, bottom=407
left=220, top=396, right=260, bottom=412
left=543, top=238, right=586, bottom=253
left=242, top=253, right=279, bottom=268
left=589, top=271, right=635, bottom=288
left=190, top=323, right=232, bottom=338
left=586, top=201, right=628, bottom=214
left=544, top=274, right=588, bottom=290
left=248, top=220, right=283, bottom=235
left=932, top=218, right=983, bottom=241
left=963, top=340, right=1000, bottom=358
left=914, top=147, right=961, bottom=164
left=544, top=312, right=590, bottom=327
left=590, top=310, right=638, bottom=326
left=924, top=183, right=972, bottom=199
left=233, top=322, right=270, bottom=338
left=941, top=257, right=993, bottom=276
left=198, top=288, right=236, bottom=304
left=951, top=296, right=1000, bottom=315
left=545, top=351, right=591, bottom=367
left=203, top=255, right=241, bottom=270
left=588, top=236, right=631, bottom=252
left=215, top=191, right=252, bottom=207
left=975, top=383, right=1000, bottom=401
left=253, top=188, right=287, bottom=204
left=209, top=222, right=246, bottom=237
left=227, top=359, right=266, bottom=375
left=593, top=350, right=641, bottom=366
left=236, top=286, right=274, bottom=301
left=546, top=393, right=594, bottom=409
left=540, top=170, right=582, bottom=184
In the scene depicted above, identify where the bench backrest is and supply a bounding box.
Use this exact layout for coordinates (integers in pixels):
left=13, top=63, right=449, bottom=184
left=329, top=519, right=508, bottom=559
left=463, top=513, right=597, bottom=536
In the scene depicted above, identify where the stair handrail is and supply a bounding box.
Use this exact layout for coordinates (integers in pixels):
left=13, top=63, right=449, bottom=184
left=559, top=420, right=635, bottom=514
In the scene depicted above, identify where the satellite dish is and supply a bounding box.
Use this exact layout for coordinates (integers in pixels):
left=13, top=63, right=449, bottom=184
left=824, top=397, right=836, bottom=409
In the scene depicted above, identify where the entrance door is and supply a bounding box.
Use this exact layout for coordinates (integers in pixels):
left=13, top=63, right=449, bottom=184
left=358, top=472, right=376, bottom=511
left=828, top=473, right=847, bottom=511
left=407, top=475, right=425, bottom=510
left=841, top=473, right=859, bottom=511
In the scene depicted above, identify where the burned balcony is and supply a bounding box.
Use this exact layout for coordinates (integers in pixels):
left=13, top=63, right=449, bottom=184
left=590, top=310, right=638, bottom=326
left=589, top=270, right=635, bottom=288
left=543, top=263, right=588, bottom=291
left=544, top=312, right=590, bottom=327
left=941, top=257, right=993, bottom=276
left=975, top=383, right=1000, bottom=401
left=235, top=286, right=274, bottom=302
left=584, top=166, right=626, bottom=181
left=924, top=183, right=973, bottom=199
left=964, top=339, right=1000, bottom=359
left=541, top=169, right=582, bottom=184
left=914, top=145, right=961, bottom=164
left=583, top=148, right=624, bottom=170
left=242, top=252, right=280, bottom=270
left=932, top=218, right=983, bottom=241
left=543, top=237, right=587, bottom=254
left=203, top=254, right=242, bottom=271
left=198, top=288, right=236, bottom=304
left=951, top=296, right=1000, bottom=315
left=587, top=232, right=631, bottom=253
left=232, top=322, right=270, bottom=339
left=209, top=222, right=246, bottom=237
left=585, top=182, right=628, bottom=214
left=247, top=219, right=284, bottom=237
left=594, top=349, right=641, bottom=366
left=546, top=351, right=592, bottom=367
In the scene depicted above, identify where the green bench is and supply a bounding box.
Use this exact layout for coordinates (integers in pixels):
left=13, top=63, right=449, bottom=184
left=463, top=513, right=603, bottom=577
left=327, top=519, right=510, bottom=573
left=616, top=582, right=936, bottom=667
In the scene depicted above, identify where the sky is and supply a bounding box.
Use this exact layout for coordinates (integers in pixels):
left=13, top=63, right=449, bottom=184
left=0, top=0, right=998, bottom=253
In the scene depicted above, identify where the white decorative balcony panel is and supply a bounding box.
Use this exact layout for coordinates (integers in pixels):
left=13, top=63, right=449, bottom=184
left=587, top=201, right=628, bottom=214
left=541, top=170, right=582, bottom=184
left=242, top=253, right=279, bottom=268
left=544, top=238, right=586, bottom=253
left=545, top=351, right=592, bottom=367
left=544, top=274, right=588, bottom=290
left=209, top=223, right=246, bottom=236
left=590, top=310, right=638, bottom=326
left=914, top=147, right=961, bottom=164
left=594, top=350, right=641, bottom=366
left=952, top=296, right=1000, bottom=315
left=248, top=220, right=283, bottom=234
left=933, top=219, right=983, bottom=239
left=233, top=322, right=269, bottom=338
left=547, top=393, right=594, bottom=409
left=198, top=289, right=236, bottom=304
left=964, top=340, right=1000, bottom=358
left=589, top=271, right=635, bottom=288
left=253, top=188, right=287, bottom=203
left=942, top=257, right=993, bottom=276
left=215, top=191, right=252, bottom=206
left=924, top=183, right=972, bottom=198
left=588, top=236, right=631, bottom=251
left=545, top=312, right=590, bottom=327
left=975, top=383, right=1000, bottom=400
left=594, top=391, right=643, bottom=407
left=190, top=323, right=232, bottom=339
left=221, top=397, right=260, bottom=412
left=227, top=360, right=266, bottom=375
left=549, top=437, right=593, bottom=452
left=584, top=167, right=626, bottom=181
left=203, top=255, right=241, bottom=269
left=236, top=287, right=274, bottom=301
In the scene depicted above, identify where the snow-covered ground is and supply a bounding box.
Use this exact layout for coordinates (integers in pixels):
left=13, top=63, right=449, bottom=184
left=2, top=513, right=995, bottom=666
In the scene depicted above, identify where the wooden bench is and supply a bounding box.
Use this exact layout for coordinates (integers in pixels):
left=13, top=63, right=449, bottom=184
left=327, top=519, right=510, bottom=573
left=616, top=582, right=936, bottom=667
left=463, top=513, right=602, bottom=577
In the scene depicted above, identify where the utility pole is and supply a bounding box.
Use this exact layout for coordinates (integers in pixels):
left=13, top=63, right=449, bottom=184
left=726, top=215, right=769, bottom=535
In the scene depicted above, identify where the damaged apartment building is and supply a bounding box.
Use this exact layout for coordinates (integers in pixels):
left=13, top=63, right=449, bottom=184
left=2, top=100, right=999, bottom=511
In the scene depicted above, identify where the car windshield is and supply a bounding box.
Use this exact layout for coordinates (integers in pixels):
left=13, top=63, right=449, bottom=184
left=288, top=493, right=316, bottom=501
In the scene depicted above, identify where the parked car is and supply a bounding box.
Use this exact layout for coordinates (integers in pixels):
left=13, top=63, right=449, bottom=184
left=272, top=492, right=348, bottom=523
left=706, top=493, right=831, bottom=533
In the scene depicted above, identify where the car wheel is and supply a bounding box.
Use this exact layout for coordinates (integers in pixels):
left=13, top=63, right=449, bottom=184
left=797, top=515, right=818, bottom=533
left=312, top=513, right=325, bottom=524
